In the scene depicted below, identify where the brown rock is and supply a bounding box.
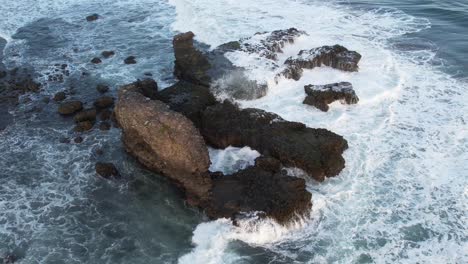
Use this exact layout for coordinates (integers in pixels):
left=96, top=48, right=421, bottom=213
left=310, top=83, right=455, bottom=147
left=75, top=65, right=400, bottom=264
left=53, top=92, right=66, bottom=102
left=74, top=108, right=97, bottom=123
left=93, top=96, right=114, bottom=109
left=99, top=109, right=112, bottom=121
left=74, top=121, right=94, bottom=132
left=96, top=84, right=109, bottom=94
left=58, top=100, right=83, bottom=115
left=99, top=122, right=111, bottom=131
left=95, top=162, right=119, bottom=178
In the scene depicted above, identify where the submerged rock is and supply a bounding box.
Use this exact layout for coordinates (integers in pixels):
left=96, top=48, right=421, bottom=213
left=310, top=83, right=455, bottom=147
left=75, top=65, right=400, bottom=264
left=201, top=101, right=348, bottom=181
left=96, top=84, right=109, bottom=94
left=115, top=87, right=212, bottom=205
left=156, top=81, right=217, bottom=127
left=74, top=120, right=94, bottom=132
left=95, top=162, right=119, bottom=179
left=86, top=14, right=99, bottom=22
left=101, top=50, right=115, bottom=58
left=53, top=91, right=66, bottom=101
left=280, top=45, right=362, bottom=80
left=91, top=57, right=102, bottom=64
left=124, top=56, right=137, bottom=64
left=74, top=108, right=97, bottom=123
left=58, top=100, right=83, bottom=115
left=93, top=96, right=114, bottom=109
left=303, top=82, right=359, bottom=111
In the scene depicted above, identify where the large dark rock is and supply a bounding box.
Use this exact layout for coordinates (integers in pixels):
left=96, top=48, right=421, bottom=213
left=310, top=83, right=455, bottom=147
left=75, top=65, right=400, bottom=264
left=115, top=86, right=212, bottom=205
left=58, top=100, right=83, bottom=115
left=303, top=82, right=359, bottom=112
left=74, top=108, right=97, bottom=122
left=173, top=32, right=211, bottom=86
left=86, top=14, right=99, bottom=22
left=207, top=160, right=311, bottom=224
left=201, top=101, right=348, bottom=181
left=93, top=96, right=114, bottom=109
left=156, top=81, right=217, bottom=127
left=279, top=45, right=362, bottom=81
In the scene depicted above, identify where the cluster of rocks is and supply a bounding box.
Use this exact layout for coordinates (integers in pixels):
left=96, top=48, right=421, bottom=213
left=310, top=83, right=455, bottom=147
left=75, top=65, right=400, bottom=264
left=56, top=84, right=115, bottom=138
left=114, top=31, right=353, bottom=224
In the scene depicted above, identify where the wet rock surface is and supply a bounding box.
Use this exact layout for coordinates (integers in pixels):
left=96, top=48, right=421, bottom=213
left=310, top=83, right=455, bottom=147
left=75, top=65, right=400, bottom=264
left=207, top=157, right=312, bottom=224
left=115, top=87, right=212, bottom=205
left=86, top=14, right=99, bottom=22
left=120, top=79, right=158, bottom=100
left=303, top=82, right=359, bottom=111
left=280, top=45, right=362, bottom=81
left=124, top=56, right=137, bottom=64
left=58, top=100, right=83, bottom=115
left=201, top=101, right=348, bottom=181
left=155, top=80, right=216, bottom=128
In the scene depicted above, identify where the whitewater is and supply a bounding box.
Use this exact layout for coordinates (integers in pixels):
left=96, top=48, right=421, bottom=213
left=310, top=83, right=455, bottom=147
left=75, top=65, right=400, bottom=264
left=0, top=0, right=467, bottom=263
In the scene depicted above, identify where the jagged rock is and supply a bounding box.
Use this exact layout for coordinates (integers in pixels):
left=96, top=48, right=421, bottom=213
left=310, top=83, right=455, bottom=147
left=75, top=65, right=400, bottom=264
left=53, top=91, right=66, bottom=101
left=91, top=57, right=102, bottom=64
left=201, top=101, right=348, bottom=181
left=280, top=45, right=362, bottom=81
left=58, top=100, right=83, bottom=115
left=238, top=28, right=306, bottom=60
left=156, top=81, right=216, bottom=127
left=207, top=161, right=311, bottom=223
left=101, top=51, right=115, bottom=58
left=115, top=87, right=212, bottom=205
left=173, top=32, right=211, bottom=86
left=74, top=108, right=97, bottom=123
left=96, top=84, right=109, bottom=93
left=124, top=56, right=137, bottom=64
left=93, top=96, right=114, bottom=109
left=95, top=162, right=119, bottom=178
left=86, top=14, right=99, bottom=22
left=74, top=121, right=94, bottom=132
left=303, top=82, right=359, bottom=111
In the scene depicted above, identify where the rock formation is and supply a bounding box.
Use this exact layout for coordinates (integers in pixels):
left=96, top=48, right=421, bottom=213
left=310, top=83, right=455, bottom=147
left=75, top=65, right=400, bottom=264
left=303, top=82, right=359, bottom=111
left=279, top=45, right=362, bottom=81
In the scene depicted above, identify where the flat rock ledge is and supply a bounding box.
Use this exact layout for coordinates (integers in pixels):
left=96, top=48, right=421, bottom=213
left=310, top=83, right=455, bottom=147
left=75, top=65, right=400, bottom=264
left=303, top=82, right=359, bottom=111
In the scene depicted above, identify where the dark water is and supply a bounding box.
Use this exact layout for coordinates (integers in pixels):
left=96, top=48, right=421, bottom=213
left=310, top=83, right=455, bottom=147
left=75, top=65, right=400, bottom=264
left=341, top=0, right=468, bottom=78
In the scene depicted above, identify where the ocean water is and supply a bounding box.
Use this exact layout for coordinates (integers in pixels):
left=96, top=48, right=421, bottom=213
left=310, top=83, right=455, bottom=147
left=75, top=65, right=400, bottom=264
left=0, top=0, right=467, bottom=263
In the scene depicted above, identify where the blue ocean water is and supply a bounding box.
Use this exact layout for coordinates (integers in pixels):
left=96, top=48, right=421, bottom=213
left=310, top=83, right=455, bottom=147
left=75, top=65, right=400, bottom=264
left=0, top=1, right=467, bottom=263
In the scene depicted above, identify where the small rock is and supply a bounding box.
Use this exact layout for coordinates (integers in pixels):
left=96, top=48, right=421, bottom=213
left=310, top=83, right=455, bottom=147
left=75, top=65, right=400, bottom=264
left=99, top=109, right=112, bottom=121
left=91, top=57, right=102, bottom=64
left=94, top=96, right=114, bottom=109
left=96, top=84, right=109, bottom=94
left=95, top=162, right=119, bottom=178
left=101, top=51, right=115, bottom=58
left=42, top=97, right=50, bottom=104
left=0, top=70, right=7, bottom=79
left=74, top=136, right=83, bottom=143
left=144, top=72, right=152, bottom=76
left=53, top=92, right=66, bottom=102
left=58, top=100, right=83, bottom=115
left=74, top=121, right=94, bottom=132
left=99, top=122, right=111, bottom=131
left=124, top=56, right=137, bottom=64
left=74, top=108, right=97, bottom=123
left=86, top=14, right=99, bottom=22
left=59, top=137, right=70, bottom=144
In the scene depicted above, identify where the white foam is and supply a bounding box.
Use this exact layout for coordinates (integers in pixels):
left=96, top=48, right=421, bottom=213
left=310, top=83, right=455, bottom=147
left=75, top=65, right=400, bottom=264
left=208, top=146, right=260, bottom=175
left=171, top=0, right=468, bottom=263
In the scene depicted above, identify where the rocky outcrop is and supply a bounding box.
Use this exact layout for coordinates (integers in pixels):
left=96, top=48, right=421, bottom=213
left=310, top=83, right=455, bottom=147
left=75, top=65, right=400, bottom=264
left=279, top=45, right=362, bottom=81
left=155, top=81, right=216, bottom=128
left=207, top=156, right=311, bottom=223
left=201, top=101, right=348, bottom=181
left=303, top=82, right=359, bottom=111
left=173, top=32, right=211, bottom=86
left=115, top=86, right=212, bottom=205
left=237, top=28, right=306, bottom=61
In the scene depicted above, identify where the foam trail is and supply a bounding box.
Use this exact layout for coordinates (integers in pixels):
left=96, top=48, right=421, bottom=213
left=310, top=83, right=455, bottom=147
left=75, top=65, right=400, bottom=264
left=170, top=0, right=468, bottom=263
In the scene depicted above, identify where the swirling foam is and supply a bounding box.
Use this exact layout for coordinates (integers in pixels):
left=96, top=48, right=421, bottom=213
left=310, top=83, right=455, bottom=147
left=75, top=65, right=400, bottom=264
left=169, top=0, right=468, bottom=263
